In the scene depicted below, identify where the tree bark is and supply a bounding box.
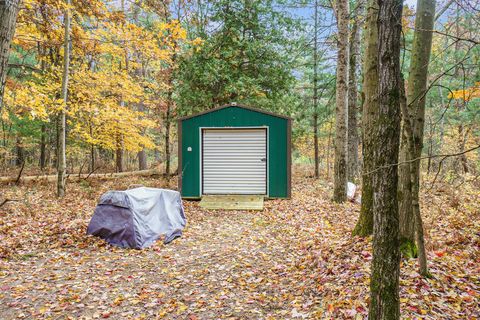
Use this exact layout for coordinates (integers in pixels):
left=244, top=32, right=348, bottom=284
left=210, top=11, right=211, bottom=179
left=412, top=155, right=428, bottom=276
left=347, top=0, right=364, bottom=183
left=15, top=135, right=24, bottom=166
left=453, top=5, right=468, bottom=175
left=154, top=132, right=161, bottom=162
left=398, top=128, right=415, bottom=243
left=458, top=124, right=469, bottom=173
left=116, top=136, right=124, bottom=173
left=137, top=101, right=148, bottom=171
left=399, top=78, right=429, bottom=276
left=164, top=48, right=177, bottom=177
left=368, top=0, right=402, bottom=318
left=165, top=97, right=172, bottom=177
left=138, top=149, right=147, bottom=170
left=131, top=5, right=148, bottom=172
left=353, top=0, right=378, bottom=237
left=57, top=0, right=70, bottom=198
left=326, top=121, right=332, bottom=178
left=0, top=0, right=20, bottom=114
left=90, top=144, right=95, bottom=172
left=40, top=124, right=46, bottom=170
left=398, top=0, right=436, bottom=253
left=313, top=0, right=320, bottom=179
left=332, top=0, right=349, bottom=202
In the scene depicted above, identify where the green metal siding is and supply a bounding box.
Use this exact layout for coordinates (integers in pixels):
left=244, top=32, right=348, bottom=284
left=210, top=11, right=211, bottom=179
left=180, top=106, right=289, bottom=198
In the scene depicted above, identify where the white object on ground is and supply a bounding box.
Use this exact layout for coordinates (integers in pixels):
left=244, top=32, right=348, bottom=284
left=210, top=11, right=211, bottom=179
left=347, top=182, right=357, bottom=200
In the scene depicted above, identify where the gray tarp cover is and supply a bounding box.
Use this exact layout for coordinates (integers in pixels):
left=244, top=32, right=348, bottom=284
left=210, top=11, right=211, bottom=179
left=87, top=187, right=186, bottom=248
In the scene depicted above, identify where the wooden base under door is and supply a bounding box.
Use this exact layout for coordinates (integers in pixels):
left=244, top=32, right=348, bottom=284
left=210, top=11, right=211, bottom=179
left=199, top=195, right=264, bottom=210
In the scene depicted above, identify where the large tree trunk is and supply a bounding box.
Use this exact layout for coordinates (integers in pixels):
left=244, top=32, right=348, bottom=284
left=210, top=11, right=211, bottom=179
left=57, top=0, right=70, bottom=198
left=0, top=0, right=20, bottom=114
left=347, top=0, right=364, bottom=183
left=332, top=0, right=349, bottom=202
left=398, top=0, right=436, bottom=258
left=313, top=0, right=320, bottom=179
left=352, top=0, right=378, bottom=236
left=368, top=0, right=403, bottom=318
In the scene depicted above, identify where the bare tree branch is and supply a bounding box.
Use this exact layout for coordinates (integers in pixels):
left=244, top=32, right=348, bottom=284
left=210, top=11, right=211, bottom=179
left=365, top=144, right=480, bottom=175
left=0, top=198, right=19, bottom=208
left=432, top=29, right=479, bottom=45
left=435, top=0, right=455, bottom=21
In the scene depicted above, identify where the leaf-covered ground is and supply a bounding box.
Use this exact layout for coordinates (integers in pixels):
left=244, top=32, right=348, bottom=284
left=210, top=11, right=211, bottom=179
left=0, top=173, right=479, bottom=319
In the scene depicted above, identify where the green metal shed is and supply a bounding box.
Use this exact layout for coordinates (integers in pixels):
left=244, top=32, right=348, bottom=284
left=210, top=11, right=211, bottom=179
left=178, top=103, right=291, bottom=199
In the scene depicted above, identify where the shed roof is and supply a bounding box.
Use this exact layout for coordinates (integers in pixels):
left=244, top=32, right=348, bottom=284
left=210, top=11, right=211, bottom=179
left=178, top=103, right=292, bottom=121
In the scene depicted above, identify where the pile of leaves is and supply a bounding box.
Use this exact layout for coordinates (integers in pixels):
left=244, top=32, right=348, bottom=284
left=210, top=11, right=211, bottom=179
left=0, top=172, right=479, bottom=319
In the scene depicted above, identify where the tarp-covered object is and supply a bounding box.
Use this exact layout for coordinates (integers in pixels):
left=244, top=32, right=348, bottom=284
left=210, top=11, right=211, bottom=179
left=87, top=188, right=186, bottom=248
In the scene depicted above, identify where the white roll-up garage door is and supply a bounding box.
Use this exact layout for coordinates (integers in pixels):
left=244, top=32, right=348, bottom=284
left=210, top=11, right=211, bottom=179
left=202, top=128, right=267, bottom=195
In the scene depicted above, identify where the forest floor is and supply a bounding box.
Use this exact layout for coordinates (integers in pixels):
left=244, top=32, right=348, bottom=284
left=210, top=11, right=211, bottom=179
left=0, top=171, right=479, bottom=319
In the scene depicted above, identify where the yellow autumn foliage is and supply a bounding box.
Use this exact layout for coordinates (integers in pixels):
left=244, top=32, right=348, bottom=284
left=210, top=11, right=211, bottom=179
left=5, top=0, right=193, bottom=154
left=448, top=82, right=480, bottom=101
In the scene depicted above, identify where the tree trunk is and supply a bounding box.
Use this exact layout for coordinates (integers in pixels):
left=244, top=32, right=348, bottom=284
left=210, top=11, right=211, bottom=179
left=398, top=131, right=415, bottom=244
left=137, top=101, right=148, bottom=170
left=313, top=0, right=320, bottom=179
left=130, top=5, right=148, bottom=172
left=326, top=121, right=332, bottom=179
left=165, top=100, right=172, bottom=176
left=438, top=85, right=445, bottom=153
left=399, top=78, right=429, bottom=276
left=57, top=0, right=71, bottom=198
left=15, top=135, right=24, bottom=166
left=332, top=0, right=349, bottom=202
left=353, top=0, right=378, bottom=237
left=458, top=124, right=469, bottom=173
left=164, top=54, right=177, bottom=177
left=313, top=112, right=319, bottom=177
left=0, top=0, right=20, bottom=114
left=116, top=136, right=124, bottom=173
left=138, top=150, right=147, bottom=170
left=368, top=0, right=402, bottom=318
left=40, top=124, right=46, bottom=170
left=347, top=0, right=364, bottom=183
left=90, top=144, right=95, bottom=172
left=412, top=157, right=428, bottom=276
left=154, top=132, right=161, bottom=162
left=398, top=0, right=436, bottom=255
